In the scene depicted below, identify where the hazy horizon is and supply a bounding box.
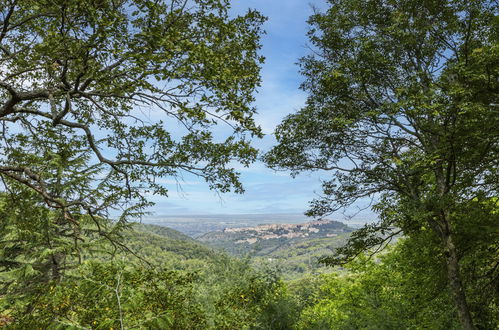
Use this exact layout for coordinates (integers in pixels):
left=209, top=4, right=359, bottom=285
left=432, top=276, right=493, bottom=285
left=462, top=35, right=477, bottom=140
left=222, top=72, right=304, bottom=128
left=141, top=212, right=372, bottom=237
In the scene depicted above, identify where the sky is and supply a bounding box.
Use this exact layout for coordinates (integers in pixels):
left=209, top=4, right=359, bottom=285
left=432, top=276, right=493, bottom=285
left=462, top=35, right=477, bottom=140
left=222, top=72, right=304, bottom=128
left=146, top=0, right=375, bottom=221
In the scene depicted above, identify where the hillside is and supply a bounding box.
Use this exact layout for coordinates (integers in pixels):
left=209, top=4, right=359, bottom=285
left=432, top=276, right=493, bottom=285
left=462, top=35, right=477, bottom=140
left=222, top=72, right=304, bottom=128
left=198, top=219, right=352, bottom=255
left=121, top=223, right=220, bottom=268
left=133, top=222, right=197, bottom=241
left=126, top=221, right=356, bottom=279
left=197, top=219, right=354, bottom=278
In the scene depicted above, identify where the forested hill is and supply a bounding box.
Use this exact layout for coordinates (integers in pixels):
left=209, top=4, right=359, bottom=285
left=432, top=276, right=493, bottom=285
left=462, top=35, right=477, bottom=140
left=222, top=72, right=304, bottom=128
left=122, top=223, right=220, bottom=266
left=133, top=223, right=196, bottom=241
left=121, top=220, right=354, bottom=279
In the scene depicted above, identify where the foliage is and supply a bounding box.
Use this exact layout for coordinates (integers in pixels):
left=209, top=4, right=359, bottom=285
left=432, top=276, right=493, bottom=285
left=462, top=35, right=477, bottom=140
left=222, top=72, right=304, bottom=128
left=0, top=1, right=266, bottom=324
left=0, top=0, right=265, bottom=252
left=1, top=218, right=295, bottom=329
left=0, top=190, right=111, bottom=315
left=298, top=240, right=457, bottom=329
left=297, top=233, right=497, bottom=329
left=121, top=223, right=219, bottom=267
left=200, top=258, right=283, bottom=329
left=4, top=258, right=291, bottom=329
left=12, top=260, right=206, bottom=329
left=265, top=0, right=498, bottom=327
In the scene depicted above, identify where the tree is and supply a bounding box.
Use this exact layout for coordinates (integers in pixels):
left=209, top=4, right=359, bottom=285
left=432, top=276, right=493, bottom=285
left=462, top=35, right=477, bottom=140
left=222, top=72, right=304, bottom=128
left=297, top=241, right=459, bottom=330
left=297, top=232, right=497, bottom=329
left=0, top=0, right=264, bottom=253
left=12, top=260, right=207, bottom=328
left=0, top=126, right=106, bottom=280
left=264, top=0, right=498, bottom=328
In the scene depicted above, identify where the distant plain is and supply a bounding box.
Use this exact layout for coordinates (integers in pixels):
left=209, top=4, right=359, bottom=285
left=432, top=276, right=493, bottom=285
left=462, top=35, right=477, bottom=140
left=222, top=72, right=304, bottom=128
left=143, top=213, right=368, bottom=237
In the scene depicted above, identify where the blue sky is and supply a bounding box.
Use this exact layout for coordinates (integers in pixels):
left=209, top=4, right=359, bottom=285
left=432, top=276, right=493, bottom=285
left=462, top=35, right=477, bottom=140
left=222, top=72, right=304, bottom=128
left=147, top=0, right=375, bottom=221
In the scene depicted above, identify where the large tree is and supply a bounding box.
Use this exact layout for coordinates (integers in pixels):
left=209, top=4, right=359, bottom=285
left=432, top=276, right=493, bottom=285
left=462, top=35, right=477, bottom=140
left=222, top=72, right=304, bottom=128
left=0, top=0, right=264, bottom=243
left=265, top=0, right=498, bottom=328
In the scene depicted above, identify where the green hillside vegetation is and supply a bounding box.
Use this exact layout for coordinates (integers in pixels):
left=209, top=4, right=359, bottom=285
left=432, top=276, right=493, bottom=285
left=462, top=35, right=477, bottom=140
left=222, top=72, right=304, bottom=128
left=133, top=223, right=196, bottom=242
left=252, top=236, right=352, bottom=279
left=199, top=220, right=354, bottom=279
left=297, top=231, right=498, bottom=330
left=0, top=214, right=294, bottom=328
left=1, top=194, right=497, bottom=328
left=122, top=223, right=219, bottom=268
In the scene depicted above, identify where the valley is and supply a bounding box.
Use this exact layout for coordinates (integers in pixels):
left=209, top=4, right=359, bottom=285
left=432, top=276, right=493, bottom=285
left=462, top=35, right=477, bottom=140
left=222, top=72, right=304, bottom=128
left=129, top=218, right=356, bottom=279
left=190, top=218, right=354, bottom=279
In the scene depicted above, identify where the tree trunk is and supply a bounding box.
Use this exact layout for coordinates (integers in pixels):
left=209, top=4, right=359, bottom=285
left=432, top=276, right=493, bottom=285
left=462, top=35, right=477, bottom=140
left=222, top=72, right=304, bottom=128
left=443, top=230, right=475, bottom=330
left=51, top=252, right=63, bottom=281
left=433, top=161, right=475, bottom=330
